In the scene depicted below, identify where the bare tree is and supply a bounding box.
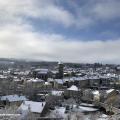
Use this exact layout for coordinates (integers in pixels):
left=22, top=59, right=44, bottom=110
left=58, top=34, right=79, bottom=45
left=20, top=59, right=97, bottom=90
left=0, top=105, right=20, bottom=120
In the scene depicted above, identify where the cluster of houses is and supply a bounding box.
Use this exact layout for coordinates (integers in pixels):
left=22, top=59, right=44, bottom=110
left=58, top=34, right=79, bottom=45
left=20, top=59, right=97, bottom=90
left=0, top=62, right=120, bottom=119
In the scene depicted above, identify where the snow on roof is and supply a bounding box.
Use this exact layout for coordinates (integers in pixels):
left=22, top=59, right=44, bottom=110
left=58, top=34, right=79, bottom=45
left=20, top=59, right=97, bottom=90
left=27, top=78, right=44, bottom=83
left=101, top=114, right=108, bottom=118
left=47, top=78, right=54, bottom=82
left=0, top=114, right=20, bottom=117
left=80, top=103, right=95, bottom=107
left=55, top=79, right=64, bottom=84
left=72, top=105, right=98, bottom=113
left=35, top=69, right=49, bottom=72
left=35, top=69, right=49, bottom=74
left=0, top=75, right=7, bottom=79
left=92, top=90, right=99, bottom=95
left=38, top=71, right=48, bottom=74
left=99, top=75, right=110, bottom=79
left=88, top=76, right=99, bottom=80
left=51, top=91, right=64, bottom=96
left=63, top=76, right=101, bottom=82
left=106, top=89, right=114, bottom=94
left=14, top=79, right=22, bottom=82
left=1, top=95, right=27, bottom=102
left=67, top=85, right=78, bottom=91
left=45, top=82, right=50, bottom=85
left=51, top=70, right=58, bottom=74
left=78, top=106, right=98, bottom=112
left=97, top=114, right=108, bottom=120
left=19, top=101, right=46, bottom=113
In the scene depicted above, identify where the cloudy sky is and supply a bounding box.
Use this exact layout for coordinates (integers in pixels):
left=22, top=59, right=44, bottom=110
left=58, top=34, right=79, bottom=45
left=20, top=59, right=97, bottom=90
left=0, top=0, right=120, bottom=64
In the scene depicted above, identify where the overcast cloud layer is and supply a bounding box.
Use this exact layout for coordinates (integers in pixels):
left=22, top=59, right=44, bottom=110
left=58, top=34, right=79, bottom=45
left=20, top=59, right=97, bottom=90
left=0, top=0, right=120, bottom=64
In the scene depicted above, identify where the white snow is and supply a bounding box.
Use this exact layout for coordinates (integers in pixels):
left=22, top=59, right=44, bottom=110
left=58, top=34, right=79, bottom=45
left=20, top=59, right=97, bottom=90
left=19, top=101, right=46, bottom=113
left=0, top=75, right=7, bottom=79
left=55, top=79, right=64, bottom=84
left=67, top=85, right=78, bottom=91
left=45, top=82, right=50, bottom=85
left=0, top=114, right=20, bottom=117
left=97, top=114, right=109, bottom=120
left=1, top=95, right=27, bottom=102
left=80, top=103, right=95, bottom=107
left=78, top=106, right=98, bottom=112
left=27, top=78, right=44, bottom=83
left=92, top=90, right=99, bottom=95
left=106, top=89, right=114, bottom=94
left=72, top=105, right=98, bottom=112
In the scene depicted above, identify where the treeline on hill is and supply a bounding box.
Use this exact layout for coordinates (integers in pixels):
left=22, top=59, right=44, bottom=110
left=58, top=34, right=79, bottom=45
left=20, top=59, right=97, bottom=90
left=0, top=58, right=118, bottom=70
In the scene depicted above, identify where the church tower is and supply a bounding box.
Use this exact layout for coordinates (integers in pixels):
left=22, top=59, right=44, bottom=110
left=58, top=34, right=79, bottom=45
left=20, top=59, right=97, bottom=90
left=58, top=61, right=64, bottom=79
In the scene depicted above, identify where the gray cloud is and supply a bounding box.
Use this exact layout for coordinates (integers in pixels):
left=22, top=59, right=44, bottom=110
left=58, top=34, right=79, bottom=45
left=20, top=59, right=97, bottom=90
left=0, top=0, right=75, bottom=27
left=0, top=0, right=120, bottom=28
left=0, top=0, right=120, bottom=64
left=0, top=24, right=120, bottom=64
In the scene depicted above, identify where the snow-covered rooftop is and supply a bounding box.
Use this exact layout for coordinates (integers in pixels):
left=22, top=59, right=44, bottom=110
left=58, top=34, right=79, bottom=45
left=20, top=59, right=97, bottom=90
left=27, top=78, right=44, bottom=83
left=0, top=75, right=7, bottom=79
left=67, top=85, right=78, bottom=91
left=1, top=95, right=27, bottom=102
left=45, top=82, right=51, bottom=85
left=35, top=69, right=49, bottom=74
left=19, top=101, right=46, bottom=113
left=55, top=79, right=64, bottom=84
left=80, top=103, right=95, bottom=107
left=47, top=78, right=54, bottom=82
left=73, top=105, right=98, bottom=112
left=78, top=106, right=98, bottom=112
left=92, top=90, right=99, bottom=95
left=106, top=89, right=114, bottom=94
